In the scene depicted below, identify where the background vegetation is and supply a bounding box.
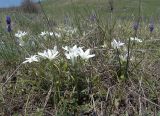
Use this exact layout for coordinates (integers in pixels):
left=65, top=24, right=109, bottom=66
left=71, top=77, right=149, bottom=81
left=1, top=0, right=160, bottom=115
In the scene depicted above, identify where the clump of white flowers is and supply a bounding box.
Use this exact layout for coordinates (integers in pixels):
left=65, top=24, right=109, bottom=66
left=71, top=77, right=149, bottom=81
left=130, top=37, right=142, bottom=43
left=54, top=32, right=61, bottom=38
left=15, top=30, right=27, bottom=38
left=63, top=45, right=95, bottom=64
left=40, top=31, right=52, bottom=36
left=56, top=26, right=77, bottom=36
left=23, top=46, right=59, bottom=64
left=15, top=30, right=27, bottom=46
left=63, top=45, right=80, bottom=64
left=22, top=45, right=95, bottom=64
left=40, top=31, right=61, bottom=38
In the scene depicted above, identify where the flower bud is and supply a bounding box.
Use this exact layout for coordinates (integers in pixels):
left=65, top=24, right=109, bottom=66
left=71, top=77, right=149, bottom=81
left=6, top=16, right=11, bottom=25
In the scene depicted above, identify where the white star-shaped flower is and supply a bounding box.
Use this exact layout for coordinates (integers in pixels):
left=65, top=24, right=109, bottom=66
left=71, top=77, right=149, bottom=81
left=78, top=48, right=95, bottom=60
left=49, top=32, right=53, bottom=36
left=38, top=46, right=59, bottom=60
left=40, top=31, right=48, bottom=36
left=62, top=46, right=69, bottom=51
left=15, top=30, right=27, bottom=38
left=23, top=55, right=39, bottom=64
left=54, top=32, right=61, bottom=38
left=111, top=39, right=125, bottom=49
left=63, top=45, right=80, bottom=64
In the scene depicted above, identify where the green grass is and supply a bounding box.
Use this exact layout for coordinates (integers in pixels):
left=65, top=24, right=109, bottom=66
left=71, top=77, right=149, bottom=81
left=42, top=0, right=160, bottom=18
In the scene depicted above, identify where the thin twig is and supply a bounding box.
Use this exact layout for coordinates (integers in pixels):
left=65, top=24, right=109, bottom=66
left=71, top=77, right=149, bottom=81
left=43, top=84, right=53, bottom=109
left=2, top=63, right=23, bottom=87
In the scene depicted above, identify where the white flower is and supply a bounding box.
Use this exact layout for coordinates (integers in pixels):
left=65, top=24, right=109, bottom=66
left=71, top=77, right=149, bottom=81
left=38, top=46, right=59, bottom=60
left=64, top=45, right=79, bottom=57
left=49, top=32, right=53, bottom=36
left=65, top=52, right=76, bottom=60
left=64, top=52, right=77, bottom=65
left=62, top=46, right=69, bottom=51
left=54, top=32, right=61, bottom=38
left=15, top=30, right=27, bottom=46
left=65, top=50, right=79, bottom=59
left=63, top=45, right=80, bottom=64
left=64, top=51, right=77, bottom=65
left=63, top=45, right=95, bottom=63
left=23, top=55, right=39, bottom=64
left=15, top=30, right=27, bottom=38
left=111, top=39, right=125, bottom=49
left=40, top=31, right=48, bottom=36
left=69, top=45, right=79, bottom=53
left=63, top=45, right=80, bottom=54
left=79, top=48, right=95, bottom=60
left=130, top=37, right=142, bottom=43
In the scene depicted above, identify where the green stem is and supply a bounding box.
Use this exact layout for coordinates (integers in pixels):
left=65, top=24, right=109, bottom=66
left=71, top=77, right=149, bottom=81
left=125, top=38, right=131, bottom=79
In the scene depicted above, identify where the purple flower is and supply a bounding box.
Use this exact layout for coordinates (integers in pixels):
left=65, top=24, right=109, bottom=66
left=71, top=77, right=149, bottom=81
left=149, top=22, right=154, bottom=32
left=149, top=18, right=154, bottom=32
left=90, top=13, right=96, bottom=22
left=6, top=16, right=11, bottom=25
left=149, top=24, right=154, bottom=32
left=133, top=22, right=139, bottom=31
